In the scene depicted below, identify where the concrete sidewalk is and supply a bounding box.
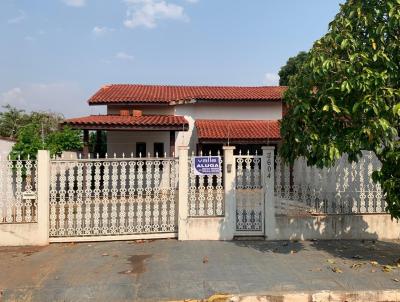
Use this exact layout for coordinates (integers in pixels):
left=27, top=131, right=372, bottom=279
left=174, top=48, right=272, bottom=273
left=1, top=239, right=400, bottom=301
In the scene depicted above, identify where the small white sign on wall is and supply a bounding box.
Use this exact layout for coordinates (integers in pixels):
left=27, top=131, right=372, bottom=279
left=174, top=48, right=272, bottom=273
left=192, top=156, right=221, bottom=176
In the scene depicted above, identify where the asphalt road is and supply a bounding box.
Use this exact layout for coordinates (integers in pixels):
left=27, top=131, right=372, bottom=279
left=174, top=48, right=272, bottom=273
left=1, top=239, right=400, bottom=301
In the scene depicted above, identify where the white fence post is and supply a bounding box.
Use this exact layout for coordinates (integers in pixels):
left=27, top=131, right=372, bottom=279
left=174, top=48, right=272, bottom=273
left=223, top=146, right=236, bottom=238
left=262, top=146, right=276, bottom=240
left=37, top=150, right=50, bottom=245
left=178, top=146, right=189, bottom=240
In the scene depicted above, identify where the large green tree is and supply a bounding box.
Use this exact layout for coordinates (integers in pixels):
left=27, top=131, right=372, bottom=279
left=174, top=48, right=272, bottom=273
left=0, top=105, right=83, bottom=159
left=0, top=105, right=30, bottom=138
left=280, top=0, right=400, bottom=217
left=278, top=51, right=308, bottom=86
left=0, top=105, right=63, bottom=139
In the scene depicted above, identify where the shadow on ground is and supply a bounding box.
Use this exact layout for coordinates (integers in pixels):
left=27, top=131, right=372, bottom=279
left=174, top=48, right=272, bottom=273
left=234, top=213, right=400, bottom=265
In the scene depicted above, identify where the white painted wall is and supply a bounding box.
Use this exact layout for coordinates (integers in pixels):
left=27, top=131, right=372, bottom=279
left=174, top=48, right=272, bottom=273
left=271, top=214, right=400, bottom=240
left=107, top=131, right=170, bottom=157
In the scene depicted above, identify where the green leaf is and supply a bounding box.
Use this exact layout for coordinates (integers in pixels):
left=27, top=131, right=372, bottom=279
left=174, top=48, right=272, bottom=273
left=393, top=103, right=400, bottom=116
left=332, top=104, right=341, bottom=113
left=352, top=102, right=361, bottom=113
left=323, top=104, right=330, bottom=111
left=329, top=146, right=339, bottom=161
left=378, top=118, right=390, bottom=131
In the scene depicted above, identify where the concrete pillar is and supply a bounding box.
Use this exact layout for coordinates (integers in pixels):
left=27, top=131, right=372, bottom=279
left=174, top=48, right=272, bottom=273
left=178, top=146, right=189, bottom=240
left=37, top=150, right=50, bottom=245
left=223, top=146, right=236, bottom=238
left=262, top=146, right=276, bottom=240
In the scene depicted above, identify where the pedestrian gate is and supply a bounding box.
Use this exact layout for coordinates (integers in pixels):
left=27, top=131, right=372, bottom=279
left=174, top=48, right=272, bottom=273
left=235, top=154, right=265, bottom=236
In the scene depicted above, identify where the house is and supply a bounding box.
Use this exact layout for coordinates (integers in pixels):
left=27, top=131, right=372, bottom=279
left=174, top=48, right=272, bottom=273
left=64, top=84, right=286, bottom=157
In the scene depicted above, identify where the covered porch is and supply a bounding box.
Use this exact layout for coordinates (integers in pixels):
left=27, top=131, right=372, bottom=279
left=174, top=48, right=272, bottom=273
left=194, top=119, right=281, bottom=155
left=63, top=114, right=189, bottom=158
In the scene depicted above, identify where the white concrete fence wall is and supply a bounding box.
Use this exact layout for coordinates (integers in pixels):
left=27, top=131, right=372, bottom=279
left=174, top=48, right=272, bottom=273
left=0, top=151, right=49, bottom=246
left=1, top=148, right=400, bottom=246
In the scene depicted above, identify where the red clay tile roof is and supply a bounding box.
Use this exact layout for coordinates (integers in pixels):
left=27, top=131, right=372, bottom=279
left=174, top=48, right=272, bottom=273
left=64, top=115, right=188, bottom=131
left=88, top=84, right=286, bottom=105
left=195, top=120, right=280, bottom=142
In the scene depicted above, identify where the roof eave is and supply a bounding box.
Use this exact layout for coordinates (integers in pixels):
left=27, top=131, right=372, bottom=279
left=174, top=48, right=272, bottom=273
left=88, top=100, right=171, bottom=106
left=198, top=138, right=281, bottom=144
left=63, top=123, right=189, bottom=131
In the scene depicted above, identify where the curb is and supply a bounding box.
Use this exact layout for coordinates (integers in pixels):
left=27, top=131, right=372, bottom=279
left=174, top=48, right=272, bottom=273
left=175, top=290, right=400, bottom=302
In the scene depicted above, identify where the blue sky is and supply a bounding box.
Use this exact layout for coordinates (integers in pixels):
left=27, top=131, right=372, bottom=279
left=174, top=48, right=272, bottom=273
left=1, top=0, right=343, bottom=117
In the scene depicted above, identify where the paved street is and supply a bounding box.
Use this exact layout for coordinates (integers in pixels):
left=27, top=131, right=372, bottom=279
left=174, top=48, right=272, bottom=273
left=1, top=239, right=400, bottom=301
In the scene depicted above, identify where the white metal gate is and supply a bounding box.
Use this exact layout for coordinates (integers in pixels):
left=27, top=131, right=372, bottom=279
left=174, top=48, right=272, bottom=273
left=235, top=154, right=265, bottom=235
left=49, top=155, right=178, bottom=242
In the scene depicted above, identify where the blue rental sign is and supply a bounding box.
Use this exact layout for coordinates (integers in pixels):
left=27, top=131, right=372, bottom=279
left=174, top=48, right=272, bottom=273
left=193, top=156, right=221, bottom=176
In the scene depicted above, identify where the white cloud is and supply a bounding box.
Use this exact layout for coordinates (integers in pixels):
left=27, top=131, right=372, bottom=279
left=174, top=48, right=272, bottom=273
left=8, top=10, right=26, bottom=24
left=264, top=73, right=280, bottom=86
left=0, top=83, right=98, bottom=117
left=124, top=0, right=188, bottom=29
left=62, top=0, right=86, bottom=7
left=0, top=88, right=26, bottom=107
left=115, top=51, right=135, bottom=61
left=92, top=26, right=115, bottom=36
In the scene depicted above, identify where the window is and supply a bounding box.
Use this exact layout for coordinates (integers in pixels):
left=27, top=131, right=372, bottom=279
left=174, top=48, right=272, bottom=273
left=136, top=142, right=146, bottom=157
left=154, top=143, right=164, bottom=157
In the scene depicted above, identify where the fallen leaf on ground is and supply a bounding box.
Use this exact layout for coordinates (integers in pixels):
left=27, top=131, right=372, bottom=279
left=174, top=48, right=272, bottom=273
left=392, top=278, right=400, bottom=282
left=206, top=294, right=231, bottom=302
left=331, top=267, right=343, bottom=273
left=350, top=263, right=363, bottom=270
left=382, top=265, right=395, bottom=273
left=203, top=256, right=208, bottom=264
left=102, top=253, right=109, bottom=257
left=370, top=260, right=378, bottom=266
left=327, top=259, right=336, bottom=264
left=290, top=250, right=297, bottom=254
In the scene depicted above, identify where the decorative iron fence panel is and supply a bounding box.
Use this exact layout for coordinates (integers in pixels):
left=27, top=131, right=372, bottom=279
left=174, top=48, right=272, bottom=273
left=275, top=151, right=385, bottom=215
left=0, top=157, right=38, bottom=223
left=188, top=152, right=224, bottom=217
left=49, top=155, right=178, bottom=238
left=235, top=154, right=264, bottom=234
